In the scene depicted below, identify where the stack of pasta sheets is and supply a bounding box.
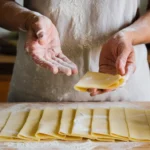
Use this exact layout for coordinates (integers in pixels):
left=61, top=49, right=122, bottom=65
left=0, top=107, right=150, bottom=142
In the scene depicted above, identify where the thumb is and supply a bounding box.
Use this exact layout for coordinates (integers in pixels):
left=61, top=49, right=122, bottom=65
left=124, top=63, right=136, bottom=81
left=31, top=16, right=50, bottom=45
left=116, top=48, right=133, bottom=76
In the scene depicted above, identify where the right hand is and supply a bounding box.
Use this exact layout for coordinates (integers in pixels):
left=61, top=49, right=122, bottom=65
left=25, top=14, right=78, bottom=76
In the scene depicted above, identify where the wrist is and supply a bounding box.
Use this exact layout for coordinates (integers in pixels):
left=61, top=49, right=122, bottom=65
left=23, top=11, right=42, bottom=31
left=114, top=29, right=134, bottom=44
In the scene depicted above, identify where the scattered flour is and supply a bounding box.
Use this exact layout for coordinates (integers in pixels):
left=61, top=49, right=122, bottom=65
left=3, top=141, right=144, bottom=150
left=0, top=102, right=145, bottom=113
left=0, top=102, right=147, bottom=150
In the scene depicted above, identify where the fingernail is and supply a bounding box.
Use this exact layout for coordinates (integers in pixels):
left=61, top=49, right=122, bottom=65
left=67, top=72, right=72, bottom=76
left=53, top=68, right=58, bottom=74
left=37, top=30, right=44, bottom=38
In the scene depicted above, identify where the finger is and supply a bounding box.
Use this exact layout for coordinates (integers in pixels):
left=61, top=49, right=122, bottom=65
left=53, top=56, right=78, bottom=74
left=31, top=16, right=51, bottom=45
left=116, top=47, right=133, bottom=76
left=31, top=53, right=58, bottom=74
left=124, top=51, right=136, bottom=80
left=87, top=88, right=97, bottom=93
left=58, top=53, right=78, bottom=74
left=124, top=64, right=136, bottom=81
left=89, top=88, right=112, bottom=96
left=51, top=59, right=72, bottom=76
left=90, top=89, right=105, bottom=96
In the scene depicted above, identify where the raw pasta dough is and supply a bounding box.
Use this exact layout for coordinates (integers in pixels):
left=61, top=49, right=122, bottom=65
left=0, top=111, right=28, bottom=141
left=36, top=108, right=64, bottom=140
left=71, top=108, right=94, bottom=139
left=0, top=112, right=10, bottom=132
left=125, top=108, right=150, bottom=141
left=74, top=72, right=125, bottom=92
left=91, top=108, right=114, bottom=141
left=18, top=109, right=42, bottom=141
left=59, top=108, right=82, bottom=140
left=109, top=107, right=129, bottom=141
left=0, top=107, right=150, bottom=142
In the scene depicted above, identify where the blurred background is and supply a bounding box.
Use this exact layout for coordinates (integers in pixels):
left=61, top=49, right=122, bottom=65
left=0, top=0, right=150, bottom=102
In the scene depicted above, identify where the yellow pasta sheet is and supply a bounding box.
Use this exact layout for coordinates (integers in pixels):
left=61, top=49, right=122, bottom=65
left=71, top=108, right=94, bottom=139
left=125, top=108, right=150, bottom=141
left=91, top=108, right=113, bottom=141
left=145, top=110, right=150, bottom=127
left=59, top=108, right=82, bottom=141
left=0, top=112, right=10, bottom=132
left=0, top=111, right=28, bottom=141
left=109, top=107, right=129, bottom=141
left=36, top=108, right=64, bottom=140
left=18, top=109, right=42, bottom=141
left=74, top=72, right=125, bottom=92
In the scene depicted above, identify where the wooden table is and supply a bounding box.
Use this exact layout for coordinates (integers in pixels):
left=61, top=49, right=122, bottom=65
left=1, top=102, right=150, bottom=150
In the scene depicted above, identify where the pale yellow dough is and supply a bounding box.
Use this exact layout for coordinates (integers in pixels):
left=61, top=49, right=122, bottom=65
left=74, top=72, right=125, bottom=92
left=71, top=108, right=94, bottom=139
left=0, top=111, right=28, bottom=140
left=1, top=107, right=150, bottom=142
left=0, top=112, right=10, bottom=131
left=91, top=108, right=113, bottom=141
left=109, top=107, right=129, bottom=141
left=125, top=108, right=150, bottom=141
left=59, top=108, right=82, bottom=140
left=18, top=109, right=42, bottom=141
left=36, top=108, right=64, bottom=140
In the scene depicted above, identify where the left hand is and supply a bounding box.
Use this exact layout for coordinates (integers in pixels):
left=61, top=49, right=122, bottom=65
left=89, top=31, right=136, bottom=96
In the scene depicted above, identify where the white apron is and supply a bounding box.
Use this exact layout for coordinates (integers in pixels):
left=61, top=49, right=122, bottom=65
left=8, top=0, right=150, bottom=102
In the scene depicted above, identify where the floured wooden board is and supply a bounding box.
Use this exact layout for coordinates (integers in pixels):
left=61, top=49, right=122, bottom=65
left=1, top=102, right=150, bottom=150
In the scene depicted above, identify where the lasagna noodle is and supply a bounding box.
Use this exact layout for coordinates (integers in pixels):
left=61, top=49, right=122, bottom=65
left=109, top=107, right=129, bottom=141
left=74, top=72, right=125, bottom=92
left=0, top=112, right=10, bottom=131
left=91, top=108, right=112, bottom=139
left=0, top=111, right=28, bottom=141
left=125, top=108, right=150, bottom=141
left=18, top=109, right=42, bottom=141
left=59, top=108, right=82, bottom=140
left=36, top=108, right=65, bottom=140
left=71, top=108, right=94, bottom=139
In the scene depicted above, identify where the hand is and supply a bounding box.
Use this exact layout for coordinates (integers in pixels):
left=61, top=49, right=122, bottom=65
left=25, top=14, right=78, bottom=76
left=89, top=31, right=136, bottom=96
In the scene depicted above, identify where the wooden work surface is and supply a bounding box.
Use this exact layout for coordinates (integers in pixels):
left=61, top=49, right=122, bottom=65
left=1, top=102, right=150, bottom=150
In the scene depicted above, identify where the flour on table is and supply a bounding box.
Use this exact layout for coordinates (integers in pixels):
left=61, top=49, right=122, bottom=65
left=3, top=141, right=144, bottom=150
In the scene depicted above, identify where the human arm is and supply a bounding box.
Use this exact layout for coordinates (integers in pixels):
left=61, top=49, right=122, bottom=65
left=0, top=0, right=78, bottom=75
left=89, top=8, right=150, bottom=96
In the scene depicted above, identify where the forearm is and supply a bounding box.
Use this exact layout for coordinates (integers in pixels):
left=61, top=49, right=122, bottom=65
left=122, top=11, right=150, bottom=45
left=0, top=0, right=40, bottom=31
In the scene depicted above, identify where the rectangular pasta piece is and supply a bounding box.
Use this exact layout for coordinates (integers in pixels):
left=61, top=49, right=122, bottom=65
left=145, top=110, right=150, bottom=127
left=59, top=108, right=82, bottom=141
left=0, top=111, right=28, bottom=141
left=74, top=71, right=125, bottom=92
left=71, top=108, right=94, bottom=139
left=125, top=108, right=150, bottom=141
left=109, top=107, right=129, bottom=141
left=91, top=108, right=112, bottom=140
left=36, top=108, right=65, bottom=140
left=0, top=111, right=10, bottom=131
left=18, top=109, right=42, bottom=141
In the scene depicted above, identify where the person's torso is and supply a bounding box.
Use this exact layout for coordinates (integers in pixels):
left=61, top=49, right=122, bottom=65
left=8, top=0, right=150, bottom=102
